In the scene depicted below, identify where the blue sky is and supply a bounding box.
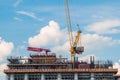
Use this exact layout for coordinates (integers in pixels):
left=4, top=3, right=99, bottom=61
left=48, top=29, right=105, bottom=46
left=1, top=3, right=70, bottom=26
left=0, top=0, right=120, bottom=79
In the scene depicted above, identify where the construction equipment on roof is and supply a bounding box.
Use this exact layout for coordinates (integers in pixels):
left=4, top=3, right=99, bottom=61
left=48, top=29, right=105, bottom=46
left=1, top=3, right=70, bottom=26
left=64, top=0, right=84, bottom=63
left=27, top=47, right=51, bottom=54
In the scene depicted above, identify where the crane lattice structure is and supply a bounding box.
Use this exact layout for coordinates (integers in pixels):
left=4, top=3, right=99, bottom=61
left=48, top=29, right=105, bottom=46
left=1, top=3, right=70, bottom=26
left=64, top=0, right=84, bottom=68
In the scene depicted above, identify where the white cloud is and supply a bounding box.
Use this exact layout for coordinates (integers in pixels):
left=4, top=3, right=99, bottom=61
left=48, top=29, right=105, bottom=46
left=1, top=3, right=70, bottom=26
left=0, top=39, right=14, bottom=61
left=78, top=54, right=96, bottom=63
left=51, top=41, right=70, bottom=57
left=14, top=0, right=23, bottom=7
left=17, top=11, right=36, bottom=18
left=28, top=20, right=66, bottom=47
left=14, top=17, right=22, bottom=21
left=28, top=20, right=120, bottom=55
left=51, top=33, right=120, bottom=58
left=86, top=19, right=120, bottom=34
left=0, top=63, right=7, bottom=80
left=92, top=15, right=104, bottom=19
left=113, top=62, right=120, bottom=74
left=16, top=11, right=43, bottom=21
left=82, top=33, right=120, bottom=51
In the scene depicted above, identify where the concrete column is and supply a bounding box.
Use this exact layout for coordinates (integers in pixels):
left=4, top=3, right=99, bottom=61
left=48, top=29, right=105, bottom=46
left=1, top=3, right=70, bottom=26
left=57, top=73, right=61, bottom=80
left=91, top=73, right=94, bottom=80
left=10, top=74, right=14, bottom=80
left=24, top=73, right=28, bottom=80
left=41, top=73, right=45, bottom=80
left=74, top=73, right=78, bottom=80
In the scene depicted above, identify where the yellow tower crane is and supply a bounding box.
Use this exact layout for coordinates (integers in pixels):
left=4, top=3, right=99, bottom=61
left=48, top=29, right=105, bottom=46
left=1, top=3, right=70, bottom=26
left=64, top=0, right=84, bottom=68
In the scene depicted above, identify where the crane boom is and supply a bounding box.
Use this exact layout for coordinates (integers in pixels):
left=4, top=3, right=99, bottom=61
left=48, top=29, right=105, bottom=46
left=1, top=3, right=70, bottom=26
left=64, top=0, right=84, bottom=68
left=73, top=30, right=81, bottom=46
left=27, top=47, right=51, bottom=54
left=65, top=0, right=73, bottom=48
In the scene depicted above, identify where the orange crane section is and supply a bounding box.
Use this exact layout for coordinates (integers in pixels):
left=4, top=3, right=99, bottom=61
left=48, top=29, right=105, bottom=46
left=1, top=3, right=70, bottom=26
left=70, top=30, right=84, bottom=55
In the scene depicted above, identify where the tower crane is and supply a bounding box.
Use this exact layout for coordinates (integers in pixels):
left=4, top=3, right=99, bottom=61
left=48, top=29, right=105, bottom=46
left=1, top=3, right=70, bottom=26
left=64, top=0, right=84, bottom=67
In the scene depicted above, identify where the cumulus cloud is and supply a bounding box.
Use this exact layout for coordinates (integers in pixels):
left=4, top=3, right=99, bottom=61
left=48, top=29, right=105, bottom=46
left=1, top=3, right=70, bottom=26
left=86, top=19, right=120, bottom=34
left=51, top=41, right=69, bottom=53
left=82, top=33, right=120, bottom=51
left=0, top=39, right=14, bottom=61
left=28, top=20, right=120, bottom=55
left=51, top=33, right=120, bottom=57
left=113, top=62, right=120, bottom=74
left=0, top=63, right=7, bottom=75
left=0, top=63, right=7, bottom=80
left=28, top=20, right=67, bottom=47
left=16, top=11, right=43, bottom=21
left=51, top=41, right=70, bottom=58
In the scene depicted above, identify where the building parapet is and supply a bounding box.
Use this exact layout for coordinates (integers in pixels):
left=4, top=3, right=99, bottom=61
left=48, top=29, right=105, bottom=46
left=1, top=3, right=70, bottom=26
left=7, top=63, right=67, bottom=66
left=4, top=68, right=118, bottom=73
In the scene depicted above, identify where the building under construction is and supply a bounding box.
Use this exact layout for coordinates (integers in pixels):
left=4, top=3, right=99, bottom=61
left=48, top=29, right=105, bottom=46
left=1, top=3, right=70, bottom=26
left=4, top=47, right=118, bottom=80
left=4, top=0, right=119, bottom=80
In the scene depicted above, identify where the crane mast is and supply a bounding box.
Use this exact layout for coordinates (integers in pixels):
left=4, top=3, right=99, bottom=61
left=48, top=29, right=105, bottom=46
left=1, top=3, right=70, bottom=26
left=65, top=0, right=73, bottom=47
left=64, top=0, right=73, bottom=60
left=64, top=0, right=84, bottom=68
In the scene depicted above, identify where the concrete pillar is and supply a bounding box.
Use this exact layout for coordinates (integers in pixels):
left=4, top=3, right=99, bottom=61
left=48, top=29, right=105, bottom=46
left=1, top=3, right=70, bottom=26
left=57, top=73, right=61, bottom=80
left=24, top=73, right=28, bottom=80
left=91, top=73, right=94, bottom=80
left=41, top=73, right=45, bottom=80
left=10, top=74, right=14, bottom=80
left=74, top=73, right=78, bottom=80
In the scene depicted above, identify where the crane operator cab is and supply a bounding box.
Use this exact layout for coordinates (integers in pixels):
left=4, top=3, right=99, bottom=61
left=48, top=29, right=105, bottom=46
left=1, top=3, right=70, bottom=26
left=70, top=30, right=84, bottom=54
left=73, top=46, right=84, bottom=54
